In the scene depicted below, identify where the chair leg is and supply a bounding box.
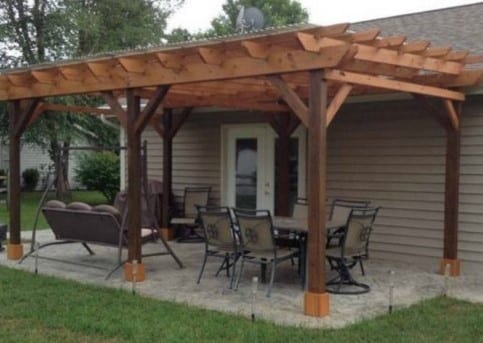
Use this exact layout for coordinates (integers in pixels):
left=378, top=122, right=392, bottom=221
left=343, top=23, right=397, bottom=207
left=266, top=260, right=276, bottom=297
left=235, top=255, right=246, bottom=290
left=197, top=252, right=209, bottom=284
left=82, top=242, right=95, bottom=255
left=229, top=254, right=237, bottom=289
left=359, top=259, right=365, bottom=276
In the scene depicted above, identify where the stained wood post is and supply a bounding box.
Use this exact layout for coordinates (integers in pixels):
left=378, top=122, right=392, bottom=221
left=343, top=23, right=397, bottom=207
left=304, top=70, right=330, bottom=317
left=7, top=101, right=22, bottom=259
left=162, top=109, right=173, bottom=229
left=125, top=89, right=144, bottom=280
left=441, top=106, right=461, bottom=276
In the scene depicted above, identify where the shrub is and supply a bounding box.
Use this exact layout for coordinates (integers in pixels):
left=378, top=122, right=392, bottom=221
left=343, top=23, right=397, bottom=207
left=75, top=152, right=120, bottom=203
left=22, top=168, right=39, bottom=191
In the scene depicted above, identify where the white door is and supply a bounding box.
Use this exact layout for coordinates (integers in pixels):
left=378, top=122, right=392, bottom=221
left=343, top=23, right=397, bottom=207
left=222, top=124, right=275, bottom=212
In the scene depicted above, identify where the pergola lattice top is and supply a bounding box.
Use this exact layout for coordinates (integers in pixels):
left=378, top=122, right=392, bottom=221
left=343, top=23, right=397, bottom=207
left=0, top=23, right=482, bottom=115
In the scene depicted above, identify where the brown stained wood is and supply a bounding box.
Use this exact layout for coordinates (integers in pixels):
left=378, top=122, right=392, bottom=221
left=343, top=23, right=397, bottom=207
left=241, top=41, right=270, bottom=59
left=444, top=105, right=461, bottom=260
left=150, top=116, right=165, bottom=138
left=42, top=103, right=114, bottom=115
left=13, top=99, right=41, bottom=138
left=8, top=101, right=22, bottom=246
left=354, top=44, right=463, bottom=75
left=307, top=70, right=327, bottom=294
left=373, top=35, right=407, bottom=48
left=118, top=57, right=146, bottom=73
left=170, top=107, right=192, bottom=138
left=325, top=69, right=465, bottom=101
left=198, top=47, right=223, bottom=65
left=27, top=102, right=46, bottom=128
left=401, top=40, right=430, bottom=53
left=31, top=70, right=58, bottom=84
left=326, top=84, right=352, bottom=127
left=86, top=62, right=111, bottom=78
left=2, top=44, right=351, bottom=101
left=102, top=91, right=127, bottom=128
left=134, top=85, right=170, bottom=134
left=126, top=89, right=143, bottom=263
left=8, top=99, right=39, bottom=246
left=445, top=50, right=469, bottom=61
left=268, top=75, right=309, bottom=127
left=413, top=94, right=451, bottom=131
left=424, top=46, right=452, bottom=58
left=269, top=113, right=298, bottom=216
left=443, top=100, right=460, bottom=130
left=162, top=109, right=173, bottom=228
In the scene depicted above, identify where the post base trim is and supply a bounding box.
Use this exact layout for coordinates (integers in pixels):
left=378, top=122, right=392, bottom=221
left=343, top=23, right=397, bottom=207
left=439, top=258, right=460, bottom=277
left=124, top=262, right=146, bottom=282
left=304, top=291, right=330, bottom=317
left=160, top=227, right=175, bottom=241
left=7, top=243, right=23, bottom=260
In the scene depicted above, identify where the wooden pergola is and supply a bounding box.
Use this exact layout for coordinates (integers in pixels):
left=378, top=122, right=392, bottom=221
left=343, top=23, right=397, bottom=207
left=1, top=23, right=482, bottom=317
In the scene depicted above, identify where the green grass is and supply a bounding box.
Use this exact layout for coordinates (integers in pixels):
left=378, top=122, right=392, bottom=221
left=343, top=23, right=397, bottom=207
left=0, top=266, right=482, bottom=342
left=0, top=191, right=108, bottom=231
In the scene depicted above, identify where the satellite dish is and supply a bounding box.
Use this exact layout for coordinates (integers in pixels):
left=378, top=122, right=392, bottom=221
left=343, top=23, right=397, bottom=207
left=236, top=6, right=265, bottom=33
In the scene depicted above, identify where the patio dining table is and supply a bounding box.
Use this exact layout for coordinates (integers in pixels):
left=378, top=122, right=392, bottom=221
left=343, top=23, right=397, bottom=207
left=272, top=216, right=346, bottom=289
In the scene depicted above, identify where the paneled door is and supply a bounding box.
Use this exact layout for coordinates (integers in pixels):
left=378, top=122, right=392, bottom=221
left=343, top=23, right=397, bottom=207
left=222, top=125, right=275, bottom=212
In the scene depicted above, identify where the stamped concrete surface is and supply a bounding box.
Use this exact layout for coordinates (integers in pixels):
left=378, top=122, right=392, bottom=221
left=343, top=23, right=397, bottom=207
left=1, top=230, right=481, bottom=328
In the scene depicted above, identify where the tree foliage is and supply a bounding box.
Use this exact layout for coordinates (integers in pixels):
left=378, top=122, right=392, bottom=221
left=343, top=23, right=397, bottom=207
left=75, top=152, right=120, bottom=203
left=167, top=0, right=308, bottom=42
left=0, top=0, right=183, bottom=199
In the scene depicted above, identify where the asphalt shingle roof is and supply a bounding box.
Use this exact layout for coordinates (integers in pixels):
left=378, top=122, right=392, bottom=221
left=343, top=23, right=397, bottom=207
left=350, top=3, right=483, bottom=55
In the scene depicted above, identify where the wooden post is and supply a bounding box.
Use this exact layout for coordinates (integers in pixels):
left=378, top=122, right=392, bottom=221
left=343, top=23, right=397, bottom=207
left=7, top=101, right=22, bottom=259
left=304, top=70, right=330, bottom=317
left=124, top=89, right=145, bottom=281
left=269, top=113, right=299, bottom=216
left=440, top=104, right=461, bottom=276
left=162, top=109, right=173, bottom=230
left=7, top=99, right=39, bottom=260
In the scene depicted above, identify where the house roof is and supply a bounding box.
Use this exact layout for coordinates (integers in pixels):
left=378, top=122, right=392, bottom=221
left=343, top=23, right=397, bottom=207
left=351, top=2, right=483, bottom=68
left=0, top=6, right=482, bottom=116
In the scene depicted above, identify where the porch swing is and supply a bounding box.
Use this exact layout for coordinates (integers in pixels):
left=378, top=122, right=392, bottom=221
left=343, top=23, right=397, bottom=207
left=19, top=141, right=184, bottom=277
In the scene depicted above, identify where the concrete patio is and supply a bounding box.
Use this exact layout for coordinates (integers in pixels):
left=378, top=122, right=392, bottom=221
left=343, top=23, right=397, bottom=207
left=1, top=230, right=482, bottom=328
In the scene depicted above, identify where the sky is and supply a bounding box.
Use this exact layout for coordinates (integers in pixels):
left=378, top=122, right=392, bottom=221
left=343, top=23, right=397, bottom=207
left=166, top=0, right=480, bottom=32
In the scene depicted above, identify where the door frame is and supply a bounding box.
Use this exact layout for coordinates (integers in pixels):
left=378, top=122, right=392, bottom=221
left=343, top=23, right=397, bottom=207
left=221, top=123, right=275, bottom=212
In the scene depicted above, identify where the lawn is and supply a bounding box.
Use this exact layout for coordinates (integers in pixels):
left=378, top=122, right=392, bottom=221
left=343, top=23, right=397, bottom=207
left=0, top=266, right=482, bottom=342
left=0, top=191, right=108, bottom=231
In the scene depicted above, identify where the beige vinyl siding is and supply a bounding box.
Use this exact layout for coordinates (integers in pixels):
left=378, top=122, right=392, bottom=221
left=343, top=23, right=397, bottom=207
left=141, top=95, right=483, bottom=273
left=142, top=111, right=265, bottom=205
left=328, top=96, right=483, bottom=273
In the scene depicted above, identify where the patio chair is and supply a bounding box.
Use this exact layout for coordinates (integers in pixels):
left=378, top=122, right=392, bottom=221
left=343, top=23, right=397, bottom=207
left=326, top=198, right=370, bottom=248
left=197, top=206, right=239, bottom=288
left=170, top=187, right=211, bottom=243
left=326, top=207, right=379, bottom=294
left=233, top=208, right=299, bottom=297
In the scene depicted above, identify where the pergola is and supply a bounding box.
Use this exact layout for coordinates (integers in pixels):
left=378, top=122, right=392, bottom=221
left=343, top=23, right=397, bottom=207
left=1, top=23, right=482, bottom=317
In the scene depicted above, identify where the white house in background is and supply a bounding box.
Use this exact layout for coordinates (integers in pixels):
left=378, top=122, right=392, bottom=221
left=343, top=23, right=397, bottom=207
left=0, top=142, right=83, bottom=190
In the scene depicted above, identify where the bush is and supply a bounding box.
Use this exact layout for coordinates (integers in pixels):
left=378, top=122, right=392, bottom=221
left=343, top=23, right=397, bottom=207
left=22, top=168, right=39, bottom=191
left=75, top=152, right=120, bottom=203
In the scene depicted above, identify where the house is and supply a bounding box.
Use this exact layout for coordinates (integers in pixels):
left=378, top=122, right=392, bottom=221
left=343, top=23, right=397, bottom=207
left=1, top=3, right=481, bottom=318
left=129, top=3, right=483, bottom=274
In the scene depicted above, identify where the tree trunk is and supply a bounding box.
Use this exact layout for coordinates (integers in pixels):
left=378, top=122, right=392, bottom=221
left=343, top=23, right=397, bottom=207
left=50, top=140, right=71, bottom=202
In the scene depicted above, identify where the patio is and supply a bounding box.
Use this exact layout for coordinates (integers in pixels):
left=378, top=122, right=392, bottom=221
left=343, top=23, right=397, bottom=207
left=2, top=230, right=482, bottom=328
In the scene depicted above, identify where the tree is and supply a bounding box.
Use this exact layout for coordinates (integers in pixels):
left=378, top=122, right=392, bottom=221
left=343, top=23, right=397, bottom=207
left=167, top=0, right=308, bottom=42
left=0, top=0, right=183, bottom=200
